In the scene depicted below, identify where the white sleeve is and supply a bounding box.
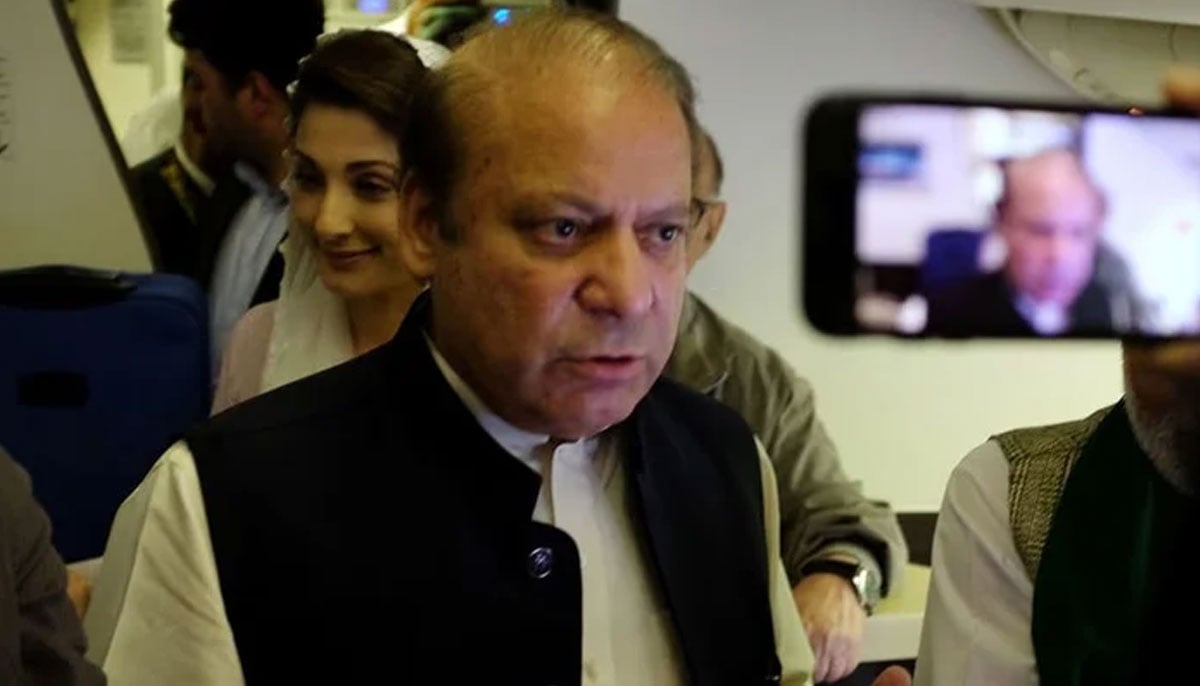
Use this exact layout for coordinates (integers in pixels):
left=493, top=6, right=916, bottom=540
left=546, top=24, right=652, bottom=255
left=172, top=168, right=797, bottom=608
left=759, top=440, right=816, bottom=686
left=914, top=441, right=1037, bottom=686
left=84, top=442, right=244, bottom=685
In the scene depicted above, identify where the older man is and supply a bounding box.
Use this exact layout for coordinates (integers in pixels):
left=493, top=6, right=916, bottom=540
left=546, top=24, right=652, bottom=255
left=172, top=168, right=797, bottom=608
left=925, top=148, right=1113, bottom=337
left=89, top=13, right=814, bottom=685
left=670, top=130, right=906, bottom=683
left=916, top=69, right=1200, bottom=686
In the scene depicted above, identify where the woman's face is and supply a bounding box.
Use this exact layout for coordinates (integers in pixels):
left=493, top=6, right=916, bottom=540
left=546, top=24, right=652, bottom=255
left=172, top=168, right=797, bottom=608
left=288, top=103, right=408, bottom=300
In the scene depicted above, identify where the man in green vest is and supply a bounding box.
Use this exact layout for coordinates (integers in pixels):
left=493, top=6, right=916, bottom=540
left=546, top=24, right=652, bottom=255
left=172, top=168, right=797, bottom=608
left=915, top=68, right=1200, bottom=686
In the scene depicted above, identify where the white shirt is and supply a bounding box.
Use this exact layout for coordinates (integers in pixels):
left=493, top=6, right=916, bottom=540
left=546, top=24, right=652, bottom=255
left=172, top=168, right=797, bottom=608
left=87, top=342, right=814, bottom=685
left=1013, top=295, right=1070, bottom=336
left=914, top=440, right=1038, bottom=686
left=207, top=163, right=290, bottom=369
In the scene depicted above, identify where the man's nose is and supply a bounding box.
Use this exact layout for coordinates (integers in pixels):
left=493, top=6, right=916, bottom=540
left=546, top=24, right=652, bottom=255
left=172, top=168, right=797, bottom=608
left=577, top=227, right=655, bottom=319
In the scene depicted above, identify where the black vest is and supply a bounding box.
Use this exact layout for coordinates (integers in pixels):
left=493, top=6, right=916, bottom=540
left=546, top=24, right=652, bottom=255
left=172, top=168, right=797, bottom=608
left=189, top=295, right=781, bottom=685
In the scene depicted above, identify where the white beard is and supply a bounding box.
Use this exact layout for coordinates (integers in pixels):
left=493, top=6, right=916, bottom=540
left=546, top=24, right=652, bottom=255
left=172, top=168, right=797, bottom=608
left=1125, top=378, right=1200, bottom=497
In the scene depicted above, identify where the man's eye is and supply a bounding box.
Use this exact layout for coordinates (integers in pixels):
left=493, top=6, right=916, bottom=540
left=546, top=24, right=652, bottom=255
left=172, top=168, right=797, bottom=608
left=553, top=219, right=581, bottom=238
left=657, top=225, right=682, bottom=243
left=533, top=218, right=585, bottom=246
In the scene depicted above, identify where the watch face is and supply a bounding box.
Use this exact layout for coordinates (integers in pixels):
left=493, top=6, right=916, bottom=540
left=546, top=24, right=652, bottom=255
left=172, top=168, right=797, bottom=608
left=854, top=567, right=882, bottom=609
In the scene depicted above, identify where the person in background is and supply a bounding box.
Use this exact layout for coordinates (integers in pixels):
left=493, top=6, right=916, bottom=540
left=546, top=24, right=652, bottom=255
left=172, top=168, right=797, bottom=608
left=119, top=11, right=448, bottom=171
left=88, top=11, right=819, bottom=683
left=669, top=129, right=907, bottom=683
left=163, top=0, right=325, bottom=364
left=128, top=61, right=222, bottom=276
left=395, top=0, right=618, bottom=48
left=210, top=30, right=434, bottom=414
left=0, top=445, right=104, bottom=685
left=924, top=148, right=1113, bottom=337
left=915, top=68, right=1200, bottom=686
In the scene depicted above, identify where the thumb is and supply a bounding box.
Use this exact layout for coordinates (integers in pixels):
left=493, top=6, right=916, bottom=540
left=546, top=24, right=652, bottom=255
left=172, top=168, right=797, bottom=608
left=871, top=665, right=912, bottom=686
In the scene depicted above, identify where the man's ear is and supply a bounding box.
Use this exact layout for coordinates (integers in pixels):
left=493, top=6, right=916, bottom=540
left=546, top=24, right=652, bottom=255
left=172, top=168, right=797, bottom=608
left=687, top=200, right=728, bottom=269
left=239, top=71, right=281, bottom=121
left=397, top=171, right=441, bottom=282
left=702, top=200, right=728, bottom=249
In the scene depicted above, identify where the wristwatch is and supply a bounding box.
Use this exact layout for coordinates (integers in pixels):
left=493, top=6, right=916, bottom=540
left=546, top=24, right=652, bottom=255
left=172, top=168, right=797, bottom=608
left=800, top=558, right=882, bottom=615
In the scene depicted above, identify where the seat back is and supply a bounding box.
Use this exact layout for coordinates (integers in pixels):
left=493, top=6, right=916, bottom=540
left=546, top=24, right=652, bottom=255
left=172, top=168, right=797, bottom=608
left=0, top=266, right=210, bottom=561
left=921, top=229, right=986, bottom=293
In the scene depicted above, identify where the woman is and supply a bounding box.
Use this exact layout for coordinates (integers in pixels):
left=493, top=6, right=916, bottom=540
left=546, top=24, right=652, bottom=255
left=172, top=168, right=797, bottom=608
left=212, top=30, right=435, bottom=413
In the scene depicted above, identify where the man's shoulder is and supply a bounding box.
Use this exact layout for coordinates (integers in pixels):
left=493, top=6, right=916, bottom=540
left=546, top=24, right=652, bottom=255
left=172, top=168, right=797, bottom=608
left=0, top=446, right=33, bottom=526
left=926, top=272, right=1006, bottom=313
left=992, top=406, right=1113, bottom=468
left=646, top=376, right=761, bottom=462
left=197, top=345, right=387, bottom=446
left=670, top=292, right=804, bottom=392
left=128, top=148, right=175, bottom=190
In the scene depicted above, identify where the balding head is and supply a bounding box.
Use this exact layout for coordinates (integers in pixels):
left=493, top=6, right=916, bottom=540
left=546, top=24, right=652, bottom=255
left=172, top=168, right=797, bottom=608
left=994, top=148, right=1106, bottom=308
left=402, top=9, right=699, bottom=238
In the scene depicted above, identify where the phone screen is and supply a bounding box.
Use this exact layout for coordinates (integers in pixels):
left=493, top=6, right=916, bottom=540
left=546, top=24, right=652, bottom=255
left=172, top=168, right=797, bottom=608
left=841, top=103, right=1200, bottom=338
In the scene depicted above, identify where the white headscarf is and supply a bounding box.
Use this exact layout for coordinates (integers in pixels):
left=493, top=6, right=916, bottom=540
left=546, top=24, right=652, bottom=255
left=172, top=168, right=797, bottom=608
left=260, top=33, right=449, bottom=395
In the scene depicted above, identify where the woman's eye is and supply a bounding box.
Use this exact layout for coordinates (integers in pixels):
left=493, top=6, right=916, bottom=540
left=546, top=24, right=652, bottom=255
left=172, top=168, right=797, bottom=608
left=351, top=175, right=397, bottom=200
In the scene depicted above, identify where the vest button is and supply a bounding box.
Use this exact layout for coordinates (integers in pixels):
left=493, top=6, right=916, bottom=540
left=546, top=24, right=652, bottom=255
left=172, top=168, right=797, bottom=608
left=528, top=546, right=554, bottom=579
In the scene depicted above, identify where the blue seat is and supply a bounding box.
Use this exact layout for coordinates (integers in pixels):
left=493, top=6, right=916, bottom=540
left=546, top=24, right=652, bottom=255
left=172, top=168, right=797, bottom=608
left=921, top=229, right=986, bottom=294
left=0, top=266, right=210, bottom=561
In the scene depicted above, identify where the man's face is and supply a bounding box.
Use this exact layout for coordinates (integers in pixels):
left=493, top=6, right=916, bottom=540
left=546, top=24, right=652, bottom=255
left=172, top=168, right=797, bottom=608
left=998, top=152, right=1104, bottom=307
left=1123, top=340, right=1200, bottom=481
left=180, top=62, right=220, bottom=176
left=425, top=71, right=693, bottom=439
left=182, top=50, right=251, bottom=170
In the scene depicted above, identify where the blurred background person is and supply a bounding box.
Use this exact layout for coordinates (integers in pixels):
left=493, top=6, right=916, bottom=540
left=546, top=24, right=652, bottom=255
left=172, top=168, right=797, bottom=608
left=396, top=0, right=619, bottom=48
left=163, top=0, right=325, bottom=366
left=212, top=30, right=433, bottom=413
left=127, top=61, right=222, bottom=276
left=925, top=148, right=1114, bottom=336
left=671, top=129, right=906, bottom=683
left=0, top=445, right=104, bottom=685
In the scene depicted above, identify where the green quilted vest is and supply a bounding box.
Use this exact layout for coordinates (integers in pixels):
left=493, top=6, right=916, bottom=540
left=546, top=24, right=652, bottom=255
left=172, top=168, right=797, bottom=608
left=995, top=401, right=1196, bottom=684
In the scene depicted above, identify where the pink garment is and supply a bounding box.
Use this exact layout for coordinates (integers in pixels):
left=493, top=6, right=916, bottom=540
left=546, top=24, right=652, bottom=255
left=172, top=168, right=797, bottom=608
left=211, top=303, right=276, bottom=416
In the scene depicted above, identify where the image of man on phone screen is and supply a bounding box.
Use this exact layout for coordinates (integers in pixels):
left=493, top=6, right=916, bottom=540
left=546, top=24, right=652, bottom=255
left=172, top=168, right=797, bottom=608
left=924, top=148, right=1116, bottom=337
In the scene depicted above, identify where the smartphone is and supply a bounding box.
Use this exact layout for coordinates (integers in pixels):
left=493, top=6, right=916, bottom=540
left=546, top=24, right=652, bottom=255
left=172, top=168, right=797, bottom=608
left=803, top=94, right=1200, bottom=339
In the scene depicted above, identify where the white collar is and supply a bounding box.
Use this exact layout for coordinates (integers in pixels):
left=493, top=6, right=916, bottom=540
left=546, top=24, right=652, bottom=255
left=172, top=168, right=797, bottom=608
left=1013, top=293, right=1069, bottom=335
left=233, top=162, right=287, bottom=204
left=173, top=138, right=215, bottom=196
left=426, top=336, right=561, bottom=469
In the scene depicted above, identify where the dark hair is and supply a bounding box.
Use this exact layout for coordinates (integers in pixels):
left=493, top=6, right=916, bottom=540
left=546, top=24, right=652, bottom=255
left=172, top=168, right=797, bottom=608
left=289, top=30, right=427, bottom=147
left=167, top=0, right=325, bottom=93
left=403, top=9, right=699, bottom=240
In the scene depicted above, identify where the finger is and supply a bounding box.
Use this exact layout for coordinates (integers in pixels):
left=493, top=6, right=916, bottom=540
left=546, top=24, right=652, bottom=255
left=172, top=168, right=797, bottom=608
left=1164, top=66, right=1200, bottom=111
left=830, top=637, right=856, bottom=682
left=872, top=665, right=913, bottom=686
left=811, top=634, right=830, bottom=683
left=827, top=651, right=849, bottom=683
